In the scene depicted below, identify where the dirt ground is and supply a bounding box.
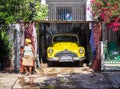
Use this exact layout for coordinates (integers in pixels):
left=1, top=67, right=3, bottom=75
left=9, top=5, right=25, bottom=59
left=12, top=63, right=119, bottom=89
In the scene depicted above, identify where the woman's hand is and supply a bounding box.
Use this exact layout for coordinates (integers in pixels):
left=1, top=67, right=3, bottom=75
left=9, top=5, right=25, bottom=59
left=33, top=56, right=36, bottom=61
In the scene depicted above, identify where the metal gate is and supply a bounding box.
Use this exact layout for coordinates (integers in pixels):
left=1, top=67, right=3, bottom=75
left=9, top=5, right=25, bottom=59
left=101, top=27, right=120, bottom=71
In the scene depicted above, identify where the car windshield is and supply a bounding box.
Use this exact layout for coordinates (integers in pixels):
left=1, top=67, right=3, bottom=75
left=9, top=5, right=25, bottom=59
left=53, top=35, right=78, bottom=42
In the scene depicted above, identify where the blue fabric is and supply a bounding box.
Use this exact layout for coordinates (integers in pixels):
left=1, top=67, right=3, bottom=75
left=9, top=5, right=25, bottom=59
left=89, top=23, right=95, bottom=56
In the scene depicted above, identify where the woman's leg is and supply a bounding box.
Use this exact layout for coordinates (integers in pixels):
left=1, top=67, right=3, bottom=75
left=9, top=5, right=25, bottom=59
left=29, top=66, right=32, bottom=74
left=24, top=66, right=29, bottom=75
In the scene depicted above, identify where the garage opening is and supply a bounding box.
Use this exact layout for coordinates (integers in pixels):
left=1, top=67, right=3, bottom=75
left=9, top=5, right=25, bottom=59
left=38, top=21, right=93, bottom=67
left=37, top=0, right=98, bottom=67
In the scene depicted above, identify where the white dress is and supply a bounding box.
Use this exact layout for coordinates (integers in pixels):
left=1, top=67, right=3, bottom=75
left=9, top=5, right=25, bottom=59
left=22, top=45, right=33, bottom=66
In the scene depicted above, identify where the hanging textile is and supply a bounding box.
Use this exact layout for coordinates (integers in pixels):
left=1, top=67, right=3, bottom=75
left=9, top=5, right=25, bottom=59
left=33, top=23, right=37, bottom=55
left=92, top=22, right=102, bottom=72
left=25, top=23, right=33, bottom=39
left=20, top=22, right=39, bottom=73
left=89, top=23, right=95, bottom=56
left=20, top=23, right=25, bottom=47
left=24, top=23, right=35, bottom=49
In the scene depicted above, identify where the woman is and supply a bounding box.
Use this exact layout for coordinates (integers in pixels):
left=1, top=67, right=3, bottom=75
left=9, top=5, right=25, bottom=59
left=22, top=38, right=36, bottom=75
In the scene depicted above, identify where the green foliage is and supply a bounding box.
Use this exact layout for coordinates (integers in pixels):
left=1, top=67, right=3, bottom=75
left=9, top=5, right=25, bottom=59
left=0, top=0, right=24, bottom=24
left=0, top=0, right=48, bottom=69
left=19, top=0, right=48, bottom=22
left=0, top=0, right=48, bottom=24
left=33, top=1, right=48, bottom=21
left=0, top=30, right=12, bottom=62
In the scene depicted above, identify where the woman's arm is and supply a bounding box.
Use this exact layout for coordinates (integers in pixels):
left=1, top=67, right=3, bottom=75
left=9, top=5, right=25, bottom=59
left=20, top=46, right=24, bottom=59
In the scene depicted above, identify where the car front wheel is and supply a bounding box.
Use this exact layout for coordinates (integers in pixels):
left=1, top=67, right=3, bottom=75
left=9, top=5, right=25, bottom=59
left=48, top=61, right=53, bottom=67
left=79, top=61, right=83, bottom=67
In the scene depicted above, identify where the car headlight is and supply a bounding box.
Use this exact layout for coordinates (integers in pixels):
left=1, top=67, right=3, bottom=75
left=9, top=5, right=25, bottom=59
left=48, top=48, right=53, bottom=54
left=79, top=48, right=84, bottom=54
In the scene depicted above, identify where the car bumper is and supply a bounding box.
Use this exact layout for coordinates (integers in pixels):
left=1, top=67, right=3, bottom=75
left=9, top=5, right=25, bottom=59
left=47, top=57, right=86, bottom=62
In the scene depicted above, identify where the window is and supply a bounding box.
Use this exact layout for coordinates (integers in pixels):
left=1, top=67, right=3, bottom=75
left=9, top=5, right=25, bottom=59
left=57, top=7, right=72, bottom=21
left=53, top=35, right=78, bottom=42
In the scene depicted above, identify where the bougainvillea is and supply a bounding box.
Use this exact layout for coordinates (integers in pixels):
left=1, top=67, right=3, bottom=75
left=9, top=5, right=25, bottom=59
left=90, top=0, right=120, bottom=32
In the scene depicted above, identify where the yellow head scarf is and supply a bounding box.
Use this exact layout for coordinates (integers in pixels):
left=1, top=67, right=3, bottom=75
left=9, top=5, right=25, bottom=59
left=25, top=38, right=31, bottom=43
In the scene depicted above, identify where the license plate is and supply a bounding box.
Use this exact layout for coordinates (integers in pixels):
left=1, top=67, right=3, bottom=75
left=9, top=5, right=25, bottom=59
left=59, top=56, right=73, bottom=62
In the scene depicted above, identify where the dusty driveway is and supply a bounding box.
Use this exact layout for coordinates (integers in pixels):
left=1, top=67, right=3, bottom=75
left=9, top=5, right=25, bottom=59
left=12, top=64, right=120, bottom=89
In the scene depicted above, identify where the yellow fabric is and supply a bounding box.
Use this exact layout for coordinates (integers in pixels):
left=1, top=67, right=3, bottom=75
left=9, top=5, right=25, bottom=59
left=25, top=38, right=31, bottom=43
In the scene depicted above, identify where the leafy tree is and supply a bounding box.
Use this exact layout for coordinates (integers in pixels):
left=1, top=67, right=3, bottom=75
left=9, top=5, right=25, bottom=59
left=19, top=0, right=48, bottom=22
left=0, top=1, right=23, bottom=69
left=0, top=0, right=48, bottom=69
left=0, top=0, right=48, bottom=24
left=0, top=0, right=24, bottom=24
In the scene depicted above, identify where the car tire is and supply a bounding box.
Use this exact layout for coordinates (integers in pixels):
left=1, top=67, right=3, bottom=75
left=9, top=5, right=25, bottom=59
left=48, top=61, right=53, bottom=67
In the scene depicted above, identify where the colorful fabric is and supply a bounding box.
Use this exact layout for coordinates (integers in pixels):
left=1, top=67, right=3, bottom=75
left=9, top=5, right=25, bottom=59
left=25, top=23, right=33, bottom=39
left=90, top=23, right=95, bottom=55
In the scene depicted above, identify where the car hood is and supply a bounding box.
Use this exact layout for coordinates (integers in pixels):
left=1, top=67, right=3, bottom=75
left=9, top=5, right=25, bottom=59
left=52, top=42, right=79, bottom=50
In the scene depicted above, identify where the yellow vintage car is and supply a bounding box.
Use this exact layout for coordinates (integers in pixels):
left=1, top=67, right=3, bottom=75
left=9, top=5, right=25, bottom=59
left=47, top=33, right=86, bottom=66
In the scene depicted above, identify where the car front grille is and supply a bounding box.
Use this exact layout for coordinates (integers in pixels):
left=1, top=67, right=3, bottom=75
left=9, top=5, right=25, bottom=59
left=55, top=50, right=77, bottom=57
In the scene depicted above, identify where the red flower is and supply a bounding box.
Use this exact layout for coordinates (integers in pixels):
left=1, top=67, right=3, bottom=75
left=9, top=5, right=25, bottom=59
left=107, top=3, right=111, bottom=7
left=87, top=7, right=90, bottom=10
left=96, top=2, right=102, bottom=7
left=91, top=0, right=120, bottom=32
left=113, top=26, right=119, bottom=32
left=107, top=23, right=112, bottom=29
left=114, top=17, right=119, bottom=22
left=91, top=0, right=95, bottom=4
left=108, top=17, right=120, bottom=31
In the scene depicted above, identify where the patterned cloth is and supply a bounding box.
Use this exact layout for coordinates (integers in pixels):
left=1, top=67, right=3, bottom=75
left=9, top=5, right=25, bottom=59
left=22, top=55, right=33, bottom=66
left=22, top=45, right=34, bottom=66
